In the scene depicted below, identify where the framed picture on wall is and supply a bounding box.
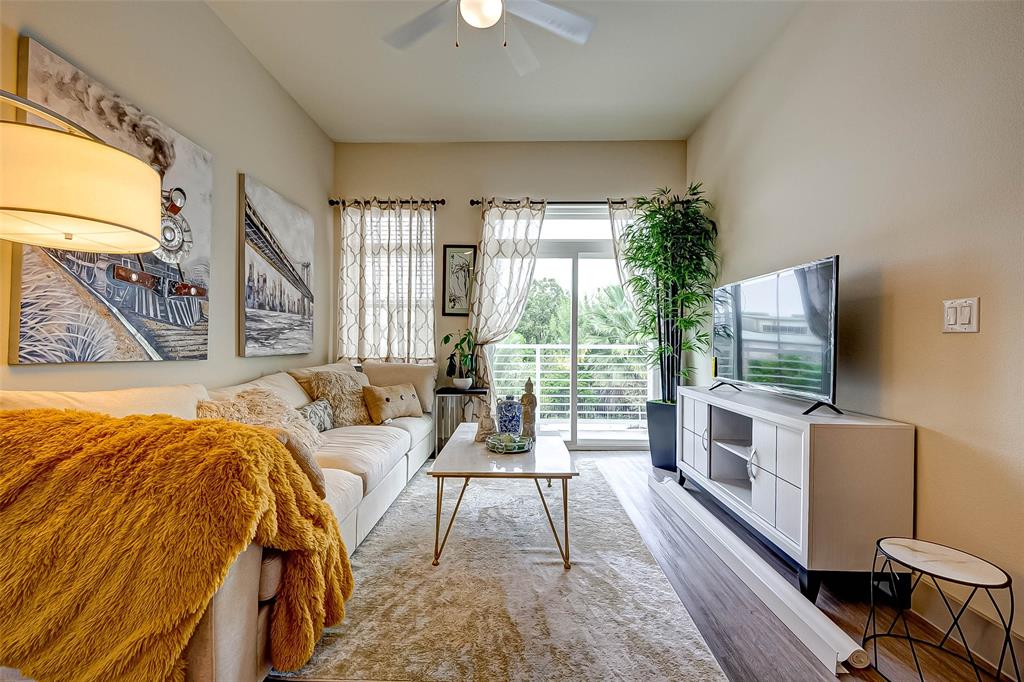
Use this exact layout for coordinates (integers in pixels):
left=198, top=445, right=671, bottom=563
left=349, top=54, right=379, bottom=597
left=237, top=174, right=315, bottom=357
left=442, top=244, right=476, bottom=317
left=11, top=37, right=213, bottom=364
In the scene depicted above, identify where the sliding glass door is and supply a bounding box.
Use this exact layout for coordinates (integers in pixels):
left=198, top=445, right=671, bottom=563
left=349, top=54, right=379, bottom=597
left=492, top=205, right=652, bottom=449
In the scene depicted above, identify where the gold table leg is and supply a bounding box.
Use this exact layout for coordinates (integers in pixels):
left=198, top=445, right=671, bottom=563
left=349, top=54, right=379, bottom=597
left=432, top=476, right=470, bottom=566
left=535, top=478, right=571, bottom=569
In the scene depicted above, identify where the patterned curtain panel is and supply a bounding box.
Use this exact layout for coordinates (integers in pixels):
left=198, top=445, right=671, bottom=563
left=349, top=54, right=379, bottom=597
left=608, top=200, right=638, bottom=308
left=337, top=200, right=436, bottom=363
left=469, top=199, right=546, bottom=402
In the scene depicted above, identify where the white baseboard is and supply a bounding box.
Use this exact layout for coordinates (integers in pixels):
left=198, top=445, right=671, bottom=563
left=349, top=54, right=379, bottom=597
left=650, top=476, right=869, bottom=676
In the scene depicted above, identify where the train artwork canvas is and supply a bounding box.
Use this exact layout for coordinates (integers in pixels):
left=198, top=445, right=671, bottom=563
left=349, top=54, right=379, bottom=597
left=13, top=38, right=212, bottom=364
left=238, top=174, right=314, bottom=357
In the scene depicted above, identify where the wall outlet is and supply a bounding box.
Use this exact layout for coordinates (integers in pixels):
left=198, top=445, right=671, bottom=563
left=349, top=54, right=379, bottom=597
left=943, top=298, right=979, bottom=333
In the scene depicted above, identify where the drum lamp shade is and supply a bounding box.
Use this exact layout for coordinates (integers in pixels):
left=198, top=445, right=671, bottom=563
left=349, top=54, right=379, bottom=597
left=0, top=120, right=161, bottom=253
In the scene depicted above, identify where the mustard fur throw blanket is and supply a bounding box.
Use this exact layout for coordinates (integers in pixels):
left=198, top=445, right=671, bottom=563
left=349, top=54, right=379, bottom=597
left=0, top=409, right=354, bottom=682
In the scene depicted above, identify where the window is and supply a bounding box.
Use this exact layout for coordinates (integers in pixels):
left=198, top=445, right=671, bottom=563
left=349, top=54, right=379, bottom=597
left=337, top=203, right=435, bottom=362
left=493, top=204, right=653, bottom=448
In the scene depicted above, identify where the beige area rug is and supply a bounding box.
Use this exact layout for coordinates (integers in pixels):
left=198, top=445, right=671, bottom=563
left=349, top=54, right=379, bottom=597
left=274, top=460, right=724, bottom=681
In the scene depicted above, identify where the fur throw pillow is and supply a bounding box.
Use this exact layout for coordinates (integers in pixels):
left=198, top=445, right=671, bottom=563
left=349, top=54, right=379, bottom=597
left=308, top=370, right=371, bottom=428
left=197, top=388, right=326, bottom=497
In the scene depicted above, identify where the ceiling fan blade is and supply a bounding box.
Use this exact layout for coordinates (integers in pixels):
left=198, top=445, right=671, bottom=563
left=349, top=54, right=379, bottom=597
left=505, top=21, right=540, bottom=76
left=507, top=0, right=594, bottom=45
left=383, top=0, right=454, bottom=50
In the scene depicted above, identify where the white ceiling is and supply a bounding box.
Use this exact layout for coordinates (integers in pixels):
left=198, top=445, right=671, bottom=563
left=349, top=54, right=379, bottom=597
left=209, top=1, right=799, bottom=142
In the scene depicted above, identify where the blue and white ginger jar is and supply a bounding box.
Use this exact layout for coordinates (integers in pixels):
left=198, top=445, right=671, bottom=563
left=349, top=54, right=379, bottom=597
left=496, top=395, right=523, bottom=436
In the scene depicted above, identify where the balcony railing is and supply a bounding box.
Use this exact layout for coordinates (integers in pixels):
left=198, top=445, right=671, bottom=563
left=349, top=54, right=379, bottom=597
left=492, top=343, right=652, bottom=438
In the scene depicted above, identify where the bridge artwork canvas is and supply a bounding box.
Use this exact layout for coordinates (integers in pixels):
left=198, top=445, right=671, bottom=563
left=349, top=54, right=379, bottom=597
left=13, top=37, right=213, bottom=364
left=239, top=174, right=315, bottom=357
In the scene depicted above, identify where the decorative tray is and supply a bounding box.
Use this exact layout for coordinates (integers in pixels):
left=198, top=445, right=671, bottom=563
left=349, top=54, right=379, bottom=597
left=485, top=433, right=534, bottom=454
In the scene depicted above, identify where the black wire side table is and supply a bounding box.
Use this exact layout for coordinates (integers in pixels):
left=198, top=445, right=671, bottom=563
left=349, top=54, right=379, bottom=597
left=434, top=387, right=488, bottom=452
left=862, top=537, right=1020, bottom=682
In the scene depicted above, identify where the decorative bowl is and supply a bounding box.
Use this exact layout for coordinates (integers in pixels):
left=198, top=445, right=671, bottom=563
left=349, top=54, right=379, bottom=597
left=453, top=378, right=473, bottom=390
left=485, top=433, right=534, bottom=454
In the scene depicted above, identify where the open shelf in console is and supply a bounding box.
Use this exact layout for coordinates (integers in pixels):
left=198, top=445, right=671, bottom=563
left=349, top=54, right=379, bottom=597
left=708, top=405, right=756, bottom=503
left=713, top=438, right=753, bottom=461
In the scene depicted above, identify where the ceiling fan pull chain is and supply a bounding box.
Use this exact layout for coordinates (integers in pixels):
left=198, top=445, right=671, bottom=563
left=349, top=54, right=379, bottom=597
left=503, top=0, right=508, bottom=47
left=455, top=0, right=460, bottom=47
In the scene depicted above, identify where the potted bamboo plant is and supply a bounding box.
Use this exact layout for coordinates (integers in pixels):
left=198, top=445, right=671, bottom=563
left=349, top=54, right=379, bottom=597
left=620, top=185, right=718, bottom=469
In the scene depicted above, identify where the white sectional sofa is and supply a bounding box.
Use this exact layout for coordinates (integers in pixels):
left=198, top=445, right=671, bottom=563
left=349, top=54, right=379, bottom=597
left=207, top=363, right=435, bottom=552
left=0, top=360, right=436, bottom=682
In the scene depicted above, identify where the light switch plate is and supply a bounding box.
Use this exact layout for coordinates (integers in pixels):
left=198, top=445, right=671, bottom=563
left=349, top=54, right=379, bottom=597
left=943, top=298, right=979, bottom=333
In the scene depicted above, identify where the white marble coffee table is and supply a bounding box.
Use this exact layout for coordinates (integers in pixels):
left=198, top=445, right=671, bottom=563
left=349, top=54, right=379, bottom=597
left=429, top=422, right=578, bottom=569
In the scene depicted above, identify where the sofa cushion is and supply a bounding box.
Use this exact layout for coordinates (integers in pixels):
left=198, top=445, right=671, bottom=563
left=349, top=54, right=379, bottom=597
left=387, top=415, right=433, bottom=447
left=362, top=361, right=437, bottom=413
left=287, top=361, right=357, bottom=396
left=322, top=467, right=364, bottom=523
left=317, top=426, right=410, bottom=493
left=309, top=370, right=371, bottom=428
left=0, top=383, right=209, bottom=419
left=208, top=372, right=310, bottom=410
left=362, top=383, right=423, bottom=424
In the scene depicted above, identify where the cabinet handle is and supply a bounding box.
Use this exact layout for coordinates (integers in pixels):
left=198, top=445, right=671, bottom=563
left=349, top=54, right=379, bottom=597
left=700, top=428, right=709, bottom=452
left=750, top=447, right=758, bottom=469
left=746, top=459, right=757, bottom=481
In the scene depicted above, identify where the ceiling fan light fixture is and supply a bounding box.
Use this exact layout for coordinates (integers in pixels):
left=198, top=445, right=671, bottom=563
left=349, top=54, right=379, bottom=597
left=459, top=0, right=503, bottom=29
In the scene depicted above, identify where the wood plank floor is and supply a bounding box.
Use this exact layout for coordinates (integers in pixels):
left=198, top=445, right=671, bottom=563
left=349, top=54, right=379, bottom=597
left=583, top=452, right=1004, bottom=682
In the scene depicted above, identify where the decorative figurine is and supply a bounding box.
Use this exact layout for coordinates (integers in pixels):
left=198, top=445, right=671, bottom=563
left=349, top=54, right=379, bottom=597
left=496, top=395, right=523, bottom=436
left=475, top=397, right=497, bottom=442
left=520, top=378, right=537, bottom=439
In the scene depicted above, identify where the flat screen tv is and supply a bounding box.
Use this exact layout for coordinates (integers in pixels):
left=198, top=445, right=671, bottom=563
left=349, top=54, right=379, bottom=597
left=712, top=256, right=839, bottom=410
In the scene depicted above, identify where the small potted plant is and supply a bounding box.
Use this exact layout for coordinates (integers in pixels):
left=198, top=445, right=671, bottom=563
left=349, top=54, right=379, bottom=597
left=442, top=329, right=476, bottom=389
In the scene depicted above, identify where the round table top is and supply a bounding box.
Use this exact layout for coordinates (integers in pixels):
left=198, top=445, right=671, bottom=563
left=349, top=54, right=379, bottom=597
left=878, top=538, right=1010, bottom=588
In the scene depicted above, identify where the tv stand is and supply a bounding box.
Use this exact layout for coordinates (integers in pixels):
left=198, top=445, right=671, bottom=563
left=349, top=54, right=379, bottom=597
left=709, top=381, right=742, bottom=392
left=802, top=400, right=843, bottom=416
left=674, top=386, right=915, bottom=602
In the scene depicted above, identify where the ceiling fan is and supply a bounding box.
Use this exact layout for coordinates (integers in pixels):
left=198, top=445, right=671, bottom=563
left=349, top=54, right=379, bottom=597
left=383, top=0, right=595, bottom=76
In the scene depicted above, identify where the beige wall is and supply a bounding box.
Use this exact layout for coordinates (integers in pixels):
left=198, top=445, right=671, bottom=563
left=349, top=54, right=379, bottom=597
left=0, top=1, right=334, bottom=391
left=333, top=141, right=686, bottom=363
left=687, top=1, right=1023, bottom=636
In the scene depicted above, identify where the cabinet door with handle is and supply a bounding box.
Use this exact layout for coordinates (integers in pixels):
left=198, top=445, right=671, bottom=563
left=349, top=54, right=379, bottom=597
left=751, top=420, right=777, bottom=473
left=682, top=396, right=696, bottom=432
left=749, top=461, right=777, bottom=524
left=682, top=429, right=696, bottom=469
left=693, top=399, right=709, bottom=437
left=695, top=426, right=710, bottom=477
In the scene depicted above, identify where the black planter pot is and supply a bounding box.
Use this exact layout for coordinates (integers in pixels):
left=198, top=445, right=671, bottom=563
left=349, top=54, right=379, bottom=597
left=646, top=400, right=677, bottom=471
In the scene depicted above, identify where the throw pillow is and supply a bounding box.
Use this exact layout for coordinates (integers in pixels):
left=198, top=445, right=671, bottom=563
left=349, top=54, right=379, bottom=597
left=196, top=388, right=326, bottom=497
left=298, top=398, right=333, bottom=433
left=308, top=369, right=371, bottom=428
left=362, top=383, right=424, bottom=424
left=288, top=361, right=358, bottom=396
left=264, top=427, right=327, bottom=500
left=361, top=361, right=437, bottom=413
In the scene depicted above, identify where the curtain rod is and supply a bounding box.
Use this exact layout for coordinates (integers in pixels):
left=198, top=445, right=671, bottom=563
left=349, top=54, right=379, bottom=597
left=328, top=198, right=446, bottom=208
left=469, top=199, right=629, bottom=207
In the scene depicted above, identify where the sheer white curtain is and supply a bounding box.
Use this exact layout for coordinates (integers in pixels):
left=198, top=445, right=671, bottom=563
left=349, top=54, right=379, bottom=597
left=337, top=199, right=435, bottom=363
left=469, top=199, right=546, bottom=407
left=608, top=199, right=637, bottom=306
